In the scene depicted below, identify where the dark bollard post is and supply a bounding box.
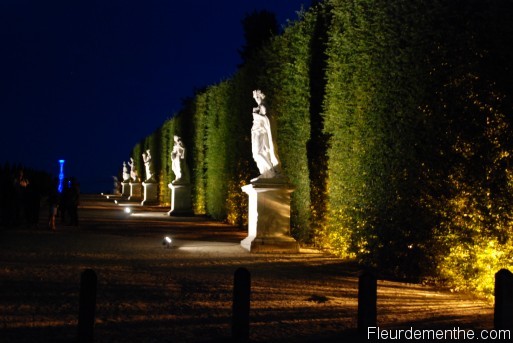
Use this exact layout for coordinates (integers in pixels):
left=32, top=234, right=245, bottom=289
left=358, top=269, right=377, bottom=335
left=495, top=269, right=513, bottom=330
left=78, top=269, right=97, bottom=343
left=232, top=267, right=251, bottom=342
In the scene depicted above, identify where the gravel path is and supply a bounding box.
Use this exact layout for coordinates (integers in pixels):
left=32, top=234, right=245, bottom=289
left=0, top=195, right=493, bottom=342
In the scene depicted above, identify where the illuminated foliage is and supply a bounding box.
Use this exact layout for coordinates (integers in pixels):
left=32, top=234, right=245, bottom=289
left=417, top=0, right=513, bottom=295
left=189, top=92, right=208, bottom=214
left=255, top=8, right=317, bottom=241
left=129, top=0, right=513, bottom=298
left=204, top=82, right=232, bottom=219
left=321, top=0, right=442, bottom=272
left=130, top=142, right=143, bottom=182
left=318, top=0, right=513, bottom=286
left=158, top=118, right=178, bottom=205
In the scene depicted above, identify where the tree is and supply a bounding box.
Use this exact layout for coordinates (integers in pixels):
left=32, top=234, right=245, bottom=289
left=239, top=10, right=279, bottom=65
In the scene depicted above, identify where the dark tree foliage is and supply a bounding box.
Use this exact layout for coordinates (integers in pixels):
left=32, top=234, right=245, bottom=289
left=306, top=2, right=331, bottom=244
left=425, top=0, right=513, bottom=295
left=239, top=10, right=279, bottom=65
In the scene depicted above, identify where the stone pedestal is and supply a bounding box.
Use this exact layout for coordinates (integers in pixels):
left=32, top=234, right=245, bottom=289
left=128, top=182, right=142, bottom=200
left=141, top=182, right=158, bottom=206
left=121, top=182, right=130, bottom=197
left=168, top=183, right=193, bottom=216
left=241, top=179, right=299, bottom=253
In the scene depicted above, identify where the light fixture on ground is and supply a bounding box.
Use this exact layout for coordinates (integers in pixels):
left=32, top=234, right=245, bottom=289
left=162, top=236, right=172, bottom=248
left=124, top=207, right=132, bottom=215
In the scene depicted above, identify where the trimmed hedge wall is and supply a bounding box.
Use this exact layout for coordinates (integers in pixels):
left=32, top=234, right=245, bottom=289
left=127, top=0, right=513, bottom=298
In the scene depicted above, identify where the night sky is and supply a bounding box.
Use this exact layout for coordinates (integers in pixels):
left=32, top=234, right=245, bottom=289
left=0, top=0, right=311, bottom=193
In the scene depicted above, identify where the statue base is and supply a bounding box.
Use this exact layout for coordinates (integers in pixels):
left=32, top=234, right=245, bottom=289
left=241, top=179, right=299, bottom=253
left=141, top=182, right=158, bottom=205
left=168, top=182, right=193, bottom=216
left=128, top=182, right=142, bottom=200
left=121, top=182, right=130, bottom=197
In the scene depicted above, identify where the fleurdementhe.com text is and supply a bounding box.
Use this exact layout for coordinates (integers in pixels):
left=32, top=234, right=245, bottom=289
left=368, top=326, right=510, bottom=340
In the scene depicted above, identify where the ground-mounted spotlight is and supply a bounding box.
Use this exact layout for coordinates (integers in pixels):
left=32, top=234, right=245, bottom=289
left=114, top=200, right=118, bottom=204
left=162, top=236, right=172, bottom=249
left=106, top=195, right=110, bottom=199
left=124, top=207, right=132, bottom=215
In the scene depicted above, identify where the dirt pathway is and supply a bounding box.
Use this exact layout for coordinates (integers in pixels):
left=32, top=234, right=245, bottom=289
left=0, top=195, right=493, bottom=342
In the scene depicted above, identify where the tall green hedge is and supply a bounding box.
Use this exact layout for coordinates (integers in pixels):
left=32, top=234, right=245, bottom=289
left=203, top=82, right=233, bottom=219
left=158, top=118, right=177, bottom=204
left=190, top=92, right=208, bottom=214
left=322, top=0, right=444, bottom=276
left=424, top=0, right=513, bottom=297
left=222, top=71, right=253, bottom=227
left=320, top=0, right=513, bottom=283
left=254, top=9, right=316, bottom=241
left=127, top=0, right=513, bottom=297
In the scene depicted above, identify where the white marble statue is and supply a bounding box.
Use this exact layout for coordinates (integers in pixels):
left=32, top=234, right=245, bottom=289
left=128, top=157, right=138, bottom=182
left=122, top=161, right=130, bottom=182
left=171, top=135, right=186, bottom=183
left=251, top=90, right=279, bottom=179
left=142, top=149, right=153, bottom=182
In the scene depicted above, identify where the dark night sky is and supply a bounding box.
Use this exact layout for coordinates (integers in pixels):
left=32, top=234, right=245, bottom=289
left=0, top=0, right=311, bottom=193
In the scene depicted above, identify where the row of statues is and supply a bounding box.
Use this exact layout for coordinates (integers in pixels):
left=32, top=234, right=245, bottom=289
left=120, top=89, right=281, bottom=186
left=117, top=90, right=295, bottom=252
left=121, top=135, right=186, bottom=184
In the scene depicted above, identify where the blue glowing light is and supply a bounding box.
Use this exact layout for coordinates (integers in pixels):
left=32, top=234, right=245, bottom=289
left=58, top=159, right=65, bottom=193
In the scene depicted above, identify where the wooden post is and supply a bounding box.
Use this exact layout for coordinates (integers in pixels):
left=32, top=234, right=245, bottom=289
left=78, top=269, right=97, bottom=343
left=495, top=268, right=513, bottom=330
left=358, top=269, right=377, bottom=334
left=232, top=267, right=251, bottom=342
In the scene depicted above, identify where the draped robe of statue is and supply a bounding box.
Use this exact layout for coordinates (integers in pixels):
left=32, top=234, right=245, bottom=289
left=122, top=161, right=130, bottom=182
left=171, top=136, right=186, bottom=183
left=241, top=90, right=298, bottom=253
left=168, top=135, right=192, bottom=215
left=251, top=90, right=279, bottom=180
left=128, top=158, right=138, bottom=182
left=142, top=150, right=153, bottom=182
